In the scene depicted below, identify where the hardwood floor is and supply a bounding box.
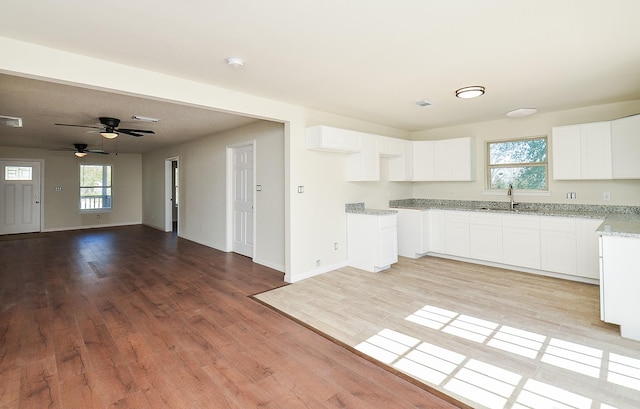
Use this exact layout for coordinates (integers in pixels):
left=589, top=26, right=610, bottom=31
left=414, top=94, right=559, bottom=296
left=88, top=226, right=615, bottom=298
left=257, top=256, right=640, bottom=409
left=0, top=225, right=461, bottom=409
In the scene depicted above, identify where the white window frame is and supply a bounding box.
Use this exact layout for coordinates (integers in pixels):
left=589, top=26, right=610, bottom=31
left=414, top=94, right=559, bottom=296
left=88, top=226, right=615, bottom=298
left=486, top=136, right=549, bottom=192
left=79, top=164, right=113, bottom=211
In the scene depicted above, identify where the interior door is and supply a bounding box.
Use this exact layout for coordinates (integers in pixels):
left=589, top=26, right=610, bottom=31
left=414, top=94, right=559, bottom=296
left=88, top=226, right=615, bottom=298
left=0, top=160, right=41, bottom=234
left=232, top=145, right=254, bottom=257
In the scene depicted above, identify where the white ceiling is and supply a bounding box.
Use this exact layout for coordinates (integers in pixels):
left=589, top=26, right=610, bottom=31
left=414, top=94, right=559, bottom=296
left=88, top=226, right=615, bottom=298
left=1, top=0, right=640, bottom=154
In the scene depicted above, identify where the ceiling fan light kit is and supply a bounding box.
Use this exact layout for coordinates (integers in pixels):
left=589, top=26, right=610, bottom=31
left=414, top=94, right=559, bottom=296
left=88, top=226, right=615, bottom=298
left=455, top=86, right=485, bottom=99
left=74, top=151, right=88, bottom=158
left=100, top=130, right=119, bottom=139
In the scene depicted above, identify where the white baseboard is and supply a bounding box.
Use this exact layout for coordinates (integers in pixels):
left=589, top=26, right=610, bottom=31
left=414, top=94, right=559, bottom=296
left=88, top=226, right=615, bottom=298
left=286, top=261, right=349, bottom=283
left=42, top=222, right=140, bottom=232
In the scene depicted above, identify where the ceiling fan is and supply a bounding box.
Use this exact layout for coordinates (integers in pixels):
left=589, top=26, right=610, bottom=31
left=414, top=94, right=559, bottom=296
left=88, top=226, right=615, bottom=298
left=72, top=143, right=109, bottom=157
left=55, top=116, right=155, bottom=138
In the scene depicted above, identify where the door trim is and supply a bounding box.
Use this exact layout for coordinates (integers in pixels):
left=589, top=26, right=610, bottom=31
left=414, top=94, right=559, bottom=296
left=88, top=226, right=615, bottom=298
left=226, top=140, right=256, bottom=255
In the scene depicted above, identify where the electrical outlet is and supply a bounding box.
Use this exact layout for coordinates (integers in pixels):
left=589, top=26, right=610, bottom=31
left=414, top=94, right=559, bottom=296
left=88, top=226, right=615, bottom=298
left=334, top=242, right=338, bottom=250
left=316, top=259, right=321, bottom=267
left=603, top=192, right=611, bottom=201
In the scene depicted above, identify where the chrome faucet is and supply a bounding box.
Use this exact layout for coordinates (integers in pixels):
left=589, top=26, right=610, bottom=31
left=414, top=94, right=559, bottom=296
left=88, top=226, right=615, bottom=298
left=507, top=184, right=518, bottom=210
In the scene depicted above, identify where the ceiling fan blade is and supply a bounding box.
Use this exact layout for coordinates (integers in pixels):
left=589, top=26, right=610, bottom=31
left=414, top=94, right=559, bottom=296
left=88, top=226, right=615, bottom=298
left=117, top=129, right=144, bottom=137
left=118, top=128, right=155, bottom=134
left=55, top=123, right=103, bottom=130
left=87, top=150, right=109, bottom=155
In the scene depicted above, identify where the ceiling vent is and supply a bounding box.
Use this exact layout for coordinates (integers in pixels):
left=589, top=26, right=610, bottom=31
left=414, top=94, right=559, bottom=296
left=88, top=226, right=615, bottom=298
left=415, top=100, right=433, bottom=107
left=0, top=115, right=23, bottom=127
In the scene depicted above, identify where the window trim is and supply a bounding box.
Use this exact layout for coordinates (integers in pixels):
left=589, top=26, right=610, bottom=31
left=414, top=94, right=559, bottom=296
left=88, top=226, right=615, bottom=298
left=485, top=136, right=549, bottom=192
left=79, top=164, right=113, bottom=212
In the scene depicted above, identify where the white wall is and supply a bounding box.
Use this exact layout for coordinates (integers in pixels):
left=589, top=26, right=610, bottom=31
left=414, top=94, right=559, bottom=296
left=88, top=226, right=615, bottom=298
left=2, top=37, right=639, bottom=284
left=142, top=121, right=286, bottom=272
left=410, top=100, right=640, bottom=205
left=1, top=147, right=142, bottom=231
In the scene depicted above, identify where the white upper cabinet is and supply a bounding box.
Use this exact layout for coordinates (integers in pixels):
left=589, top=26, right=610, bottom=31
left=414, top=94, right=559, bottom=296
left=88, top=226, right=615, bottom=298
left=611, top=114, right=640, bottom=179
left=413, top=137, right=474, bottom=181
left=387, top=139, right=414, bottom=181
left=379, top=136, right=404, bottom=157
left=552, top=122, right=612, bottom=180
left=305, top=125, right=363, bottom=153
left=412, top=140, right=436, bottom=180
left=347, top=133, right=380, bottom=181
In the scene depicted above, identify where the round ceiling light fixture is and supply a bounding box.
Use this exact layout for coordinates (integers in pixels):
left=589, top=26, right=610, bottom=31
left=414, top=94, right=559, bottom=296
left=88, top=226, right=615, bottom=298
left=455, top=86, right=485, bottom=99
left=225, top=57, right=244, bottom=69
left=506, top=108, right=538, bottom=117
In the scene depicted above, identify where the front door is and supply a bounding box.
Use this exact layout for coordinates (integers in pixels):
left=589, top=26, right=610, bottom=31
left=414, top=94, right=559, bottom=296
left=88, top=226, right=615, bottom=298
left=231, top=145, right=254, bottom=257
left=0, top=160, right=42, bottom=234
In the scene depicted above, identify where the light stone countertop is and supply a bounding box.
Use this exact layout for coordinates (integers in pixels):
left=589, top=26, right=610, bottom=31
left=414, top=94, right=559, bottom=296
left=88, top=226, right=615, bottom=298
left=387, top=198, right=640, bottom=238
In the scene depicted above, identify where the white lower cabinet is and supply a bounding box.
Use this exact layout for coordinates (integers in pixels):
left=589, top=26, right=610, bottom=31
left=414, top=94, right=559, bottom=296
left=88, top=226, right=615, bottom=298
left=501, top=214, right=541, bottom=270
left=540, top=217, right=577, bottom=275
left=428, top=210, right=445, bottom=253
left=347, top=213, right=398, bottom=272
left=577, top=218, right=604, bottom=280
left=396, top=209, right=429, bottom=258
left=443, top=211, right=469, bottom=257
left=600, top=235, right=640, bottom=340
left=469, top=213, right=503, bottom=263
left=394, top=208, right=601, bottom=281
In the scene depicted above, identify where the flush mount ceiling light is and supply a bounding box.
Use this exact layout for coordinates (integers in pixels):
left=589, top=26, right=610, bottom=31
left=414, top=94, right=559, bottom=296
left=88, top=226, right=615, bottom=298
left=506, top=108, right=538, bottom=118
left=225, top=57, right=244, bottom=69
left=455, top=86, right=485, bottom=99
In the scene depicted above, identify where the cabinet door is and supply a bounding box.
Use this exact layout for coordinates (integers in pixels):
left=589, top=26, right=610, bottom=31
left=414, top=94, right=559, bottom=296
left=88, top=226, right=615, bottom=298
left=429, top=210, right=445, bottom=253
left=412, top=141, right=436, bottom=181
left=503, top=227, right=540, bottom=269
left=435, top=137, right=473, bottom=181
left=581, top=122, right=612, bottom=179
left=502, top=214, right=540, bottom=269
left=611, top=114, right=640, bottom=179
left=470, top=224, right=503, bottom=263
left=396, top=209, right=424, bottom=258
left=601, top=236, right=640, bottom=328
left=577, top=218, right=603, bottom=280
left=388, top=139, right=414, bottom=181
left=347, top=134, right=380, bottom=181
left=379, top=225, right=398, bottom=266
left=379, top=136, right=403, bottom=157
left=552, top=125, right=581, bottom=179
left=540, top=217, right=577, bottom=275
left=443, top=211, right=469, bottom=257
left=305, top=125, right=362, bottom=152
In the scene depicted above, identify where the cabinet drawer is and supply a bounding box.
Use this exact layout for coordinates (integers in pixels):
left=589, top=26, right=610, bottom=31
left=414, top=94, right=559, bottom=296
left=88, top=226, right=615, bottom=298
left=540, top=216, right=575, bottom=232
left=502, top=214, right=539, bottom=229
left=469, top=212, right=502, bottom=226
left=444, top=211, right=469, bottom=223
left=378, top=214, right=397, bottom=228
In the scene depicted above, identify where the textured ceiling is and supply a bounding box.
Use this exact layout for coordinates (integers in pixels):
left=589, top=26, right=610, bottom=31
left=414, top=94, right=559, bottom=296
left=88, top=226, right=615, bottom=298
left=1, top=0, right=640, bottom=153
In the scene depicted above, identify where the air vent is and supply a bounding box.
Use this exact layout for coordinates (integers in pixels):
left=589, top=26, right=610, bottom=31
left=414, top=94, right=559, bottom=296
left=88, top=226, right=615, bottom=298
left=415, top=100, right=433, bottom=107
left=0, top=115, right=23, bottom=127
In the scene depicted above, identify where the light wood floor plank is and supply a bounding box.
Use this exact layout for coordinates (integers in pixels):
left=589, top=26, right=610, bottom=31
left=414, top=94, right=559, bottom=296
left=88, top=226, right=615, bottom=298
left=257, top=256, right=640, bottom=409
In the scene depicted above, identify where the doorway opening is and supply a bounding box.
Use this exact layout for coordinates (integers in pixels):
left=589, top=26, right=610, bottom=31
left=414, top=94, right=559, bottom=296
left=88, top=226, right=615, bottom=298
left=165, top=157, right=179, bottom=234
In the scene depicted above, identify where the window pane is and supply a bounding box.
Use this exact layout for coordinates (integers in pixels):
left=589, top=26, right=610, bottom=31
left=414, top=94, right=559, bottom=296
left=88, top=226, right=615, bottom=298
left=4, top=166, right=32, bottom=181
left=489, top=139, right=547, bottom=165
left=490, top=166, right=547, bottom=190
left=80, top=165, right=112, bottom=210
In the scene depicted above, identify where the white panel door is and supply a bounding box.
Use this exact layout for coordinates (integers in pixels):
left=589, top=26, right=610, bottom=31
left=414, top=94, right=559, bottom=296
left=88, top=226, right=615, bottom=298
left=232, top=145, right=254, bottom=257
left=0, top=161, right=41, bottom=234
